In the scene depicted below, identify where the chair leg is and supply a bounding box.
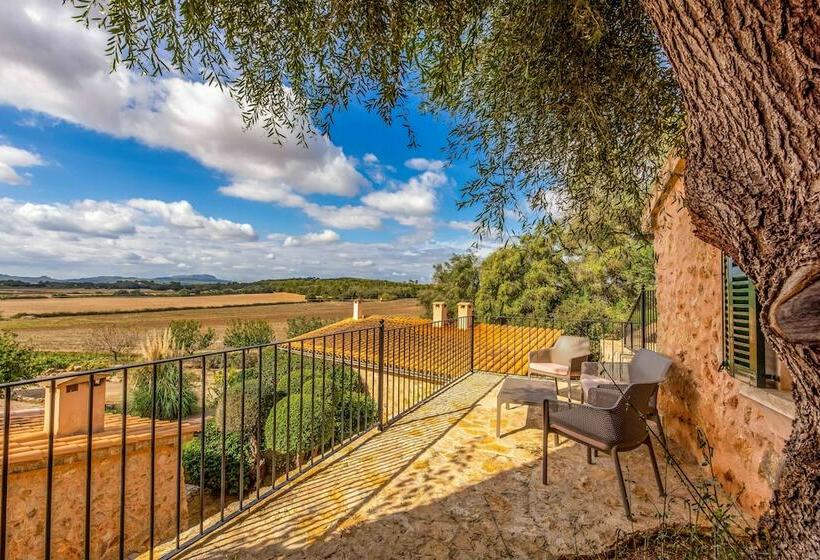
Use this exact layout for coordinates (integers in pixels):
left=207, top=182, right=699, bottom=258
left=586, top=446, right=594, bottom=465
left=567, top=377, right=573, bottom=403
left=612, top=447, right=632, bottom=520
left=496, top=400, right=502, bottom=437
left=656, top=415, right=667, bottom=448
left=646, top=438, right=665, bottom=497
left=542, top=402, right=549, bottom=485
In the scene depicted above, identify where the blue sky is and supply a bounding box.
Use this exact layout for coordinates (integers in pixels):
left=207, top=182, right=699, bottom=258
left=0, top=1, right=491, bottom=282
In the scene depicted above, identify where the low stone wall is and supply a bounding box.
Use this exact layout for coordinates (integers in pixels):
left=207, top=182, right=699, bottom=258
left=5, top=416, right=192, bottom=559
left=647, top=159, right=793, bottom=517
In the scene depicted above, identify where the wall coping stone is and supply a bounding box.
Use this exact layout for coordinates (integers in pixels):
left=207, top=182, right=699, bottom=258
left=738, top=384, right=795, bottom=420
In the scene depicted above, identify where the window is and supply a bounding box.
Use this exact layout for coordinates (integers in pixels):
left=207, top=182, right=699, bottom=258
left=723, top=256, right=768, bottom=387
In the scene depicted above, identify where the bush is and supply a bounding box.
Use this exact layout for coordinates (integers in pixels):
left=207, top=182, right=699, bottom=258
left=334, top=391, right=378, bottom=438
left=0, top=331, right=34, bottom=383
left=169, top=320, right=215, bottom=354
left=216, top=376, right=276, bottom=439
left=129, top=363, right=197, bottom=420
left=29, top=351, right=111, bottom=375
left=182, top=420, right=253, bottom=495
left=286, top=317, right=331, bottom=339
left=264, top=392, right=335, bottom=459
left=223, top=319, right=273, bottom=348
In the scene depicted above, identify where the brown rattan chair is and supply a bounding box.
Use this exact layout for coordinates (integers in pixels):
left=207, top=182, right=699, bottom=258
left=579, top=349, right=673, bottom=445
left=541, top=382, right=665, bottom=519
left=528, top=335, right=591, bottom=401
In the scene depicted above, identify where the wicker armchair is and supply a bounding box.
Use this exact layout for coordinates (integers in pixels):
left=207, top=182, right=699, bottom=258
left=579, top=349, right=673, bottom=444
left=541, top=382, right=665, bottom=519
left=528, top=335, right=591, bottom=401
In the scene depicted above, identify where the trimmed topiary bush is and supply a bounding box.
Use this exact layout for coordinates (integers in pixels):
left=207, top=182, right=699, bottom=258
left=182, top=419, right=253, bottom=495
left=334, top=391, right=378, bottom=437
left=263, top=392, right=335, bottom=461
left=216, top=376, right=276, bottom=438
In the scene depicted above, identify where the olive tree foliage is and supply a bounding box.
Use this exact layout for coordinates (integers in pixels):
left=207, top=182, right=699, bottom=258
left=69, top=0, right=681, bottom=237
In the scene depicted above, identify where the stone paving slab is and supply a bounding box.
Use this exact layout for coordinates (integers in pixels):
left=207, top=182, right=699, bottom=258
left=180, top=372, right=701, bottom=559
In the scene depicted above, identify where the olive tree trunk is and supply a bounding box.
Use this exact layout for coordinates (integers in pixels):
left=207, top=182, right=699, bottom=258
left=641, top=0, right=819, bottom=556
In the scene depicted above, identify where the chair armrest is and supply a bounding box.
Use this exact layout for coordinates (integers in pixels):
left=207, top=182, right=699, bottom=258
left=581, top=361, right=599, bottom=377
left=529, top=348, right=552, bottom=363
left=568, top=353, right=591, bottom=374
left=586, top=387, right=622, bottom=409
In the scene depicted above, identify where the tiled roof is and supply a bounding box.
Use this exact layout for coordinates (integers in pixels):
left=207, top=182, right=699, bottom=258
left=1, top=412, right=198, bottom=469
left=292, top=316, right=561, bottom=376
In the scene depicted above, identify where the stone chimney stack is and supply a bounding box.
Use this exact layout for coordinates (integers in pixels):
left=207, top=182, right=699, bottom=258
left=353, top=299, right=364, bottom=320
left=457, top=302, right=474, bottom=330
left=432, top=302, right=448, bottom=326
left=42, top=374, right=109, bottom=436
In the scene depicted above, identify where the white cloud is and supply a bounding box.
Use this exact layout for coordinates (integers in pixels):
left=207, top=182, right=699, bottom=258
left=447, top=220, right=476, bottom=233
left=127, top=199, right=256, bottom=240
left=0, top=144, right=45, bottom=185
left=302, top=203, right=384, bottom=230
left=0, top=1, right=367, bottom=199
left=0, top=196, right=478, bottom=281
left=282, top=229, right=340, bottom=247
left=404, top=158, right=446, bottom=172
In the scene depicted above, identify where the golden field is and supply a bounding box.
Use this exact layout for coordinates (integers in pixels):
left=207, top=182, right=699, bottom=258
left=1, top=299, right=424, bottom=352
left=0, top=292, right=306, bottom=318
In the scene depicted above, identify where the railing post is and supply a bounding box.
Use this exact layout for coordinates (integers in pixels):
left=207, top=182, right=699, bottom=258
left=377, top=319, right=385, bottom=431
left=469, top=314, right=475, bottom=372
left=640, top=285, right=647, bottom=349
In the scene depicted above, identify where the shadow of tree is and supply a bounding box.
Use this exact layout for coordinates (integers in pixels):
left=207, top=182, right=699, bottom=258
left=179, top=373, right=698, bottom=560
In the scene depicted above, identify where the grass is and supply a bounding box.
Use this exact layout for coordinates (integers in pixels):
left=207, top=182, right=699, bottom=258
left=4, top=299, right=424, bottom=352
left=0, top=292, right=304, bottom=318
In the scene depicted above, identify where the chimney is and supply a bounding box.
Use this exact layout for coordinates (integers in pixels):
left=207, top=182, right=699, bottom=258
left=432, top=302, right=448, bottom=326
left=353, top=299, right=364, bottom=320
left=42, top=374, right=109, bottom=436
left=457, top=302, right=474, bottom=330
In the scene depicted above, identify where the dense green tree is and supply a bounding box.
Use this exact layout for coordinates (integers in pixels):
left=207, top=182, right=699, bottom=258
left=71, top=0, right=818, bottom=552
left=169, top=320, right=216, bottom=354
left=223, top=319, right=274, bottom=348
left=475, top=230, right=574, bottom=318
left=418, top=254, right=480, bottom=317
left=0, top=331, right=34, bottom=383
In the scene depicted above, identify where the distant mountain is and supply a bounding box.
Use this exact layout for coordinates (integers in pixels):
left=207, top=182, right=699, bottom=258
left=0, top=273, right=229, bottom=285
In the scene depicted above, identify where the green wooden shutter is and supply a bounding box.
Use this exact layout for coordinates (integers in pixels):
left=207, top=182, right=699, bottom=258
left=723, top=256, right=766, bottom=387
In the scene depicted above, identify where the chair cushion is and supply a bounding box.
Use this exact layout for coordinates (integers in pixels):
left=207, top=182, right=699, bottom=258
left=529, top=362, right=569, bottom=377
left=580, top=374, right=610, bottom=398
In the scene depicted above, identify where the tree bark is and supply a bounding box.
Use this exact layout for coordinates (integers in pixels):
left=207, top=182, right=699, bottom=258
left=640, top=0, right=819, bottom=557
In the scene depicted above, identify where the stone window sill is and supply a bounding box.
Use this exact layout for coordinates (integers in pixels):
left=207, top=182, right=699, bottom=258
left=738, top=385, right=795, bottom=420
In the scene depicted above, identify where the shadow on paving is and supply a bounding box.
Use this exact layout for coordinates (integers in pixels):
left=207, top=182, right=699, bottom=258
left=181, top=372, right=697, bottom=560
left=180, top=373, right=503, bottom=559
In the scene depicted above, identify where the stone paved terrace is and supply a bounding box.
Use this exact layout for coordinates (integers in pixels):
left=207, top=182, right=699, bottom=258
left=178, top=372, right=702, bottom=559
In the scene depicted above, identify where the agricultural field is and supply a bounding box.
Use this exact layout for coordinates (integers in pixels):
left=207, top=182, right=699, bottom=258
left=2, top=298, right=424, bottom=352
left=0, top=292, right=305, bottom=318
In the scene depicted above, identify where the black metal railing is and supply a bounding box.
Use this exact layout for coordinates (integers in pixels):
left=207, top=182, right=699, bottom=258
left=0, top=318, right=472, bottom=560
left=623, top=287, right=657, bottom=351
left=0, top=309, right=658, bottom=559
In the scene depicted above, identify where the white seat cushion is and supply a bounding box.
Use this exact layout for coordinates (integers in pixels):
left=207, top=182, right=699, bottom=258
left=529, top=362, right=569, bottom=377
left=580, top=374, right=611, bottom=398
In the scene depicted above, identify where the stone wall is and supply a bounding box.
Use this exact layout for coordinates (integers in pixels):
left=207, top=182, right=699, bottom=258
left=648, top=159, right=793, bottom=517
left=6, top=429, right=188, bottom=559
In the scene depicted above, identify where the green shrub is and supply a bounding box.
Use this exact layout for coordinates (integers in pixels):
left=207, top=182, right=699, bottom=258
left=169, top=320, right=215, bottom=354
left=182, top=420, right=253, bottom=495
left=334, top=391, right=378, bottom=438
left=216, top=376, right=276, bottom=439
left=0, top=331, right=34, bottom=383
left=29, top=351, right=111, bottom=375
left=223, top=319, right=273, bottom=348
left=264, top=392, right=335, bottom=459
left=129, top=363, right=197, bottom=420
left=286, top=317, right=332, bottom=339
